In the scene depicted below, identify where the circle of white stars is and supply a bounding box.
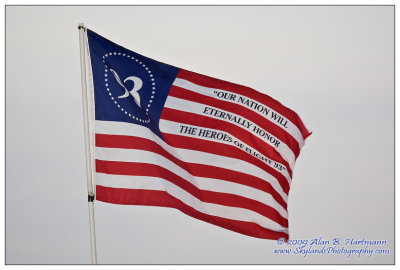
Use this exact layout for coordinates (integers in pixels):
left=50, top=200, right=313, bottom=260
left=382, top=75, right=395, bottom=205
left=102, top=52, right=156, bottom=124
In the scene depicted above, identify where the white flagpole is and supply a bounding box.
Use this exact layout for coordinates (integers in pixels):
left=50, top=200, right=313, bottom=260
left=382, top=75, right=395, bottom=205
left=78, top=23, right=97, bottom=265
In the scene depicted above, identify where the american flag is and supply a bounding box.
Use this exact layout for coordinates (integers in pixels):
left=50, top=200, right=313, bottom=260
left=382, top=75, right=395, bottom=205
left=85, top=29, right=311, bottom=241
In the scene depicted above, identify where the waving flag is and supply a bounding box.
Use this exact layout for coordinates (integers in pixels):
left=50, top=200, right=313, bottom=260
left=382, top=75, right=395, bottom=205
left=85, top=29, right=311, bottom=241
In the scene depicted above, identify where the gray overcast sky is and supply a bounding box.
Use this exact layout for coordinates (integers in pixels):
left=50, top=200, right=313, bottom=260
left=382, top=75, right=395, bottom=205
left=6, top=6, right=394, bottom=264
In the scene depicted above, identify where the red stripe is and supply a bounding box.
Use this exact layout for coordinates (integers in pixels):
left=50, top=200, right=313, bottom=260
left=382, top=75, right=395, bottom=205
left=96, top=133, right=288, bottom=207
left=96, top=186, right=289, bottom=240
left=160, top=107, right=293, bottom=177
left=96, top=159, right=288, bottom=227
left=177, top=69, right=311, bottom=140
left=169, top=85, right=301, bottom=157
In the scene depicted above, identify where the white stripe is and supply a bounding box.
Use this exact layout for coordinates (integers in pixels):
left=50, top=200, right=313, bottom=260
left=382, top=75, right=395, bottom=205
left=173, top=77, right=304, bottom=147
left=95, top=146, right=287, bottom=218
left=96, top=173, right=288, bottom=233
left=159, top=118, right=291, bottom=183
left=95, top=120, right=288, bottom=202
left=163, top=96, right=296, bottom=169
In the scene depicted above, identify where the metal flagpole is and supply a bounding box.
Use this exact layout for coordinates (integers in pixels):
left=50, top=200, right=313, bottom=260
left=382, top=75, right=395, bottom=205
left=78, top=23, right=97, bottom=265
